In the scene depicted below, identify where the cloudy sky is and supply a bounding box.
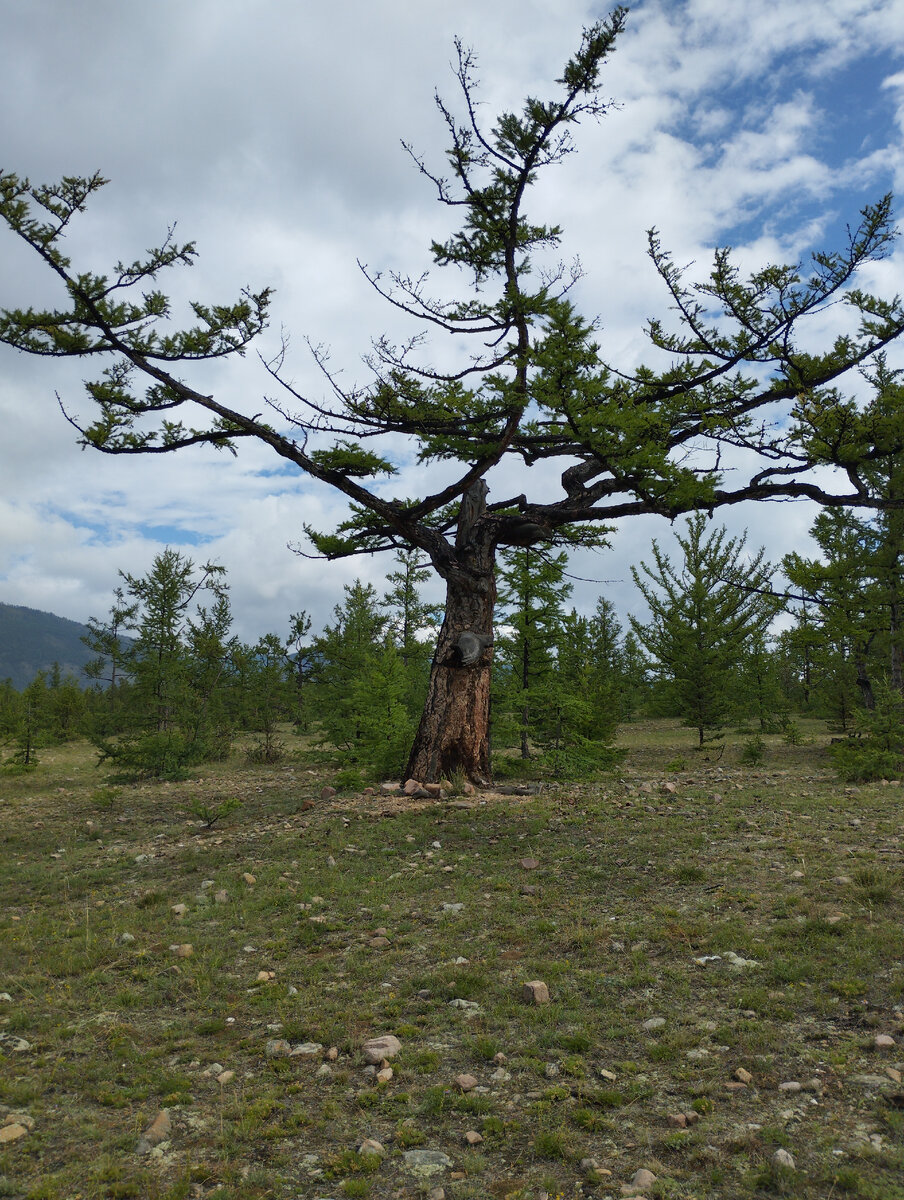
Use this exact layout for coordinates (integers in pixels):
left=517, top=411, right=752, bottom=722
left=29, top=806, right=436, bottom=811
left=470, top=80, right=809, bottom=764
left=2, top=0, right=904, bottom=643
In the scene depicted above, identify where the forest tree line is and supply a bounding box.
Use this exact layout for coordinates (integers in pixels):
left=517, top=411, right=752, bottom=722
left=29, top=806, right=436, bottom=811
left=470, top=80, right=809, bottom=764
left=3, top=489, right=902, bottom=784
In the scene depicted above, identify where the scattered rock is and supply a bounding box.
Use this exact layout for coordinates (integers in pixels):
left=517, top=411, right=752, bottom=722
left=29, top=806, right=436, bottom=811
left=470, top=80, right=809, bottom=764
left=772, top=1148, right=796, bottom=1171
left=321, top=786, right=336, bottom=801
left=518, top=857, right=539, bottom=870
left=214, top=889, right=228, bottom=904
left=242, top=872, right=256, bottom=885
left=265, top=1039, right=292, bottom=1058
left=118, top=932, right=136, bottom=944
left=0, top=1033, right=31, bottom=1052
left=256, top=969, right=275, bottom=981
left=455, top=1074, right=478, bottom=1092
left=376, top=1066, right=393, bottom=1083
left=0, top=1124, right=28, bottom=1145
left=875, top=1034, right=897, bottom=1050
left=667, top=1113, right=687, bottom=1128
left=442, top=902, right=464, bottom=914
left=362, top=1034, right=402, bottom=1064
left=402, top=1149, right=453, bottom=1177
left=359, top=1138, right=386, bottom=1156
left=326, top=1046, right=339, bottom=1061
left=171, top=943, right=193, bottom=958
left=448, top=998, right=482, bottom=1013
left=171, top=903, right=188, bottom=918
left=291, top=1042, right=324, bottom=1059
left=642, top=1017, right=666, bottom=1032
left=628, top=1167, right=657, bottom=1192
left=598, top=1068, right=618, bottom=1081
left=522, top=979, right=550, bottom=1004
left=370, top=936, right=391, bottom=949
left=735, top=1067, right=753, bottom=1085
left=136, top=1110, right=171, bottom=1155
left=217, top=1070, right=235, bottom=1084
left=778, top=1081, right=802, bottom=1093
left=850, top=1073, right=889, bottom=1088
left=724, top=1081, right=747, bottom=1092
left=403, top=778, right=430, bottom=798
left=463, top=1129, right=483, bottom=1145
left=3, top=1114, right=35, bottom=1132
left=428, top=1188, right=446, bottom=1200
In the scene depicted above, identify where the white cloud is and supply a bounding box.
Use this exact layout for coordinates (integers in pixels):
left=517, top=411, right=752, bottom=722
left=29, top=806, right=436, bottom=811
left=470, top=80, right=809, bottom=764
left=1, top=0, right=903, bottom=643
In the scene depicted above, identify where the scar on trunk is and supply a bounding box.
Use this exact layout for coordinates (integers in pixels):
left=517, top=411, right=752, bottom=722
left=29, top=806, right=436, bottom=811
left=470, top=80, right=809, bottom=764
left=455, top=631, right=494, bottom=666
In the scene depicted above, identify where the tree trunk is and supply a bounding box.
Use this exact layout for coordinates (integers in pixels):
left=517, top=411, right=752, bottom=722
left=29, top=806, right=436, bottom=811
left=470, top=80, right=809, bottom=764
left=404, top=481, right=496, bottom=785
left=404, top=566, right=496, bottom=785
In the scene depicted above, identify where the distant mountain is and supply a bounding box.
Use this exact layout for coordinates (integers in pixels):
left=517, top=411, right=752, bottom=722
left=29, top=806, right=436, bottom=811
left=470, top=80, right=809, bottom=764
left=0, top=602, right=96, bottom=689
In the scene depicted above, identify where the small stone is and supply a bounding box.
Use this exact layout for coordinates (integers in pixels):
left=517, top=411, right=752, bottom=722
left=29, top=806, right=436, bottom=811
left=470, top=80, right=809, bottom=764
left=772, top=1148, right=796, bottom=1171
left=834, top=875, right=852, bottom=885
left=455, top=1073, right=478, bottom=1092
left=667, top=1113, right=687, bottom=1127
left=463, top=1129, right=483, bottom=1145
left=321, top=785, right=336, bottom=801
left=265, top=1039, right=292, bottom=1058
left=201, top=1062, right=224, bottom=1077
left=428, top=1188, right=446, bottom=1200
left=3, top=1114, right=35, bottom=1131
left=491, top=1067, right=511, bottom=1082
left=493, top=1052, right=507, bottom=1064
left=886, top=1067, right=902, bottom=1083
left=370, top=936, right=391, bottom=949
left=118, top=932, right=136, bottom=944
left=217, top=1070, right=235, bottom=1084
left=523, top=979, right=550, bottom=1004
left=683, top=1111, right=700, bottom=1125
left=214, top=889, right=228, bottom=904
left=376, top=1066, right=393, bottom=1083
left=402, top=1148, right=453, bottom=1177
left=580, top=1157, right=601, bottom=1173
left=630, top=1168, right=657, bottom=1191
left=316, top=1063, right=332, bottom=1077
left=291, top=1042, right=324, bottom=1059
left=598, top=1068, right=618, bottom=1081
left=359, top=1138, right=386, bottom=1156
left=326, top=1046, right=339, bottom=1061
left=242, top=872, right=256, bottom=885
left=173, top=943, right=193, bottom=958
left=724, top=1081, right=747, bottom=1091
left=735, top=1067, right=753, bottom=1084
left=642, top=1017, right=666, bottom=1032
left=256, top=969, right=275, bottom=981
left=519, top=857, right=539, bottom=870
left=326, top=855, right=337, bottom=867
left=778, top=1081, right=802, bottom=1093
left=362, top=1034, right=402, bottom=1064
left=0, top=1124, right=27, bottom=1144
left=171, top=903, right=188, bottom=918
left=875, top=1034, right=897, bottom=1049
left=136, top=1109, right=171, bottom=1154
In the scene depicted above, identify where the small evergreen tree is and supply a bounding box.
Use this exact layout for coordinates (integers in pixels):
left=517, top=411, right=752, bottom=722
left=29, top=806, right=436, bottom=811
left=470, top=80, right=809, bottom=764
left=630, top=514, right=777, bottom=745
left=494, top=546, right=572, bottom=759
left=90, top=550, right=237, bottom=778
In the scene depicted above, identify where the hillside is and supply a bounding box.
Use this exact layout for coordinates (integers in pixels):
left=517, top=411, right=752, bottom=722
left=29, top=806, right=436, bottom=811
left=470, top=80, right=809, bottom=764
left=0, top=602, right=95, bottom=689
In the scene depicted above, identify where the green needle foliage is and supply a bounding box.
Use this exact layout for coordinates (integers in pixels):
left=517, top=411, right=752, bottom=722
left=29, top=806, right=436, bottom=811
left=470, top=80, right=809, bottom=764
left=630, top=513, right=778, bottom=746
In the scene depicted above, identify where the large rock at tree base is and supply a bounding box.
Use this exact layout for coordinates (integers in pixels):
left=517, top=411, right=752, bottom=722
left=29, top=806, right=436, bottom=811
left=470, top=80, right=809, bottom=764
left=361, top=1034, right=402, bottom=1064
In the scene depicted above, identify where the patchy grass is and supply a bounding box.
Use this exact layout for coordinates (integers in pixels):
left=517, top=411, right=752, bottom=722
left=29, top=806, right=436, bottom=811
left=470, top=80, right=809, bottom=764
left=1, top=721, right=904, bottom=1199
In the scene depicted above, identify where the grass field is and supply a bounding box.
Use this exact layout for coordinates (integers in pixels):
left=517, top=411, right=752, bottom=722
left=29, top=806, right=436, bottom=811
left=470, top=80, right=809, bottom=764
left=1, top=720, right=903, bottom=1199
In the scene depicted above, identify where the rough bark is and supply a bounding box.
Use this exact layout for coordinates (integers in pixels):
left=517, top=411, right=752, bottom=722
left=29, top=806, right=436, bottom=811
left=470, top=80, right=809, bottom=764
left=404, top=481, right=497, bottom=785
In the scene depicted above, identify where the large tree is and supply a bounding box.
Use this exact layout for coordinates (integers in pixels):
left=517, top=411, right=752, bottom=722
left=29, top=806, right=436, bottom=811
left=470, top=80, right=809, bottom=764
left=2, top=11, right=904, bottom=782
